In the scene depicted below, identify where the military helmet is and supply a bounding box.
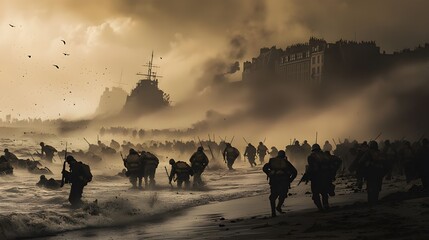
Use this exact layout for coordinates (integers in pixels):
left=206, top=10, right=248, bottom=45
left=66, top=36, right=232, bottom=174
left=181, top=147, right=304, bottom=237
left=197, top=146, right=204, bottom=151
left=129, top=148, right=138, bottom=154
left=259, top=142, right=263, bottom=144
left=277, top=150, right=286, bottom=158
left=4, top=148, right=9, bottom=153
left=66, top=155, right=76, bottom=163
left=169, top=159, right=175, bottom=165
left=40, top=142, right=45, bottom=146
left=40, top=175, right=46, bottom=180
left=226, top=143, right=231, bottom=147
left=311, top=144, right=321, bottom=151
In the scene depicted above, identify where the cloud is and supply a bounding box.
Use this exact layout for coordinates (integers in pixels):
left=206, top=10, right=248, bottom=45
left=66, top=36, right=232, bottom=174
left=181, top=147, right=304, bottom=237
left=1, top=0, right=429, bottom=121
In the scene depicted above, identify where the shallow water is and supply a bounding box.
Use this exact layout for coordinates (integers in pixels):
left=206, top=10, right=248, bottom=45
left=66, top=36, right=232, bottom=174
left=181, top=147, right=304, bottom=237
left=0, top=138, right=411, bottom=239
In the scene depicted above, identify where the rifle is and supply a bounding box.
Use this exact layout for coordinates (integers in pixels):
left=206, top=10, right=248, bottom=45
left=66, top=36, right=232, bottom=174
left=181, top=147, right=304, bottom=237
left=332, top=138, right=337, bottom=146
left=230, top=136, right=235, bottom=144
left=28, top=152, right=36, bottom=161
left=372, top=132, right=382, bottom=141
left=263, top=137, right=266, bottom=143
left=297, top=166, right=309, bottom=186
left=242, top=137, right=249, bottom=145
left=207, top=144, right=216, bottom=162
left=315, top=132, right=318, bottom=144
left=120, top=152, right=127, bottom=166
left=164, top=166, right=173, bottom=187
left=83, top=138, right=91, bottom=146
left=298, top=172, right=309, bottom=186
left=60, top=142, right=68, bottom=187
left=197, top=137, right=203, bottom=148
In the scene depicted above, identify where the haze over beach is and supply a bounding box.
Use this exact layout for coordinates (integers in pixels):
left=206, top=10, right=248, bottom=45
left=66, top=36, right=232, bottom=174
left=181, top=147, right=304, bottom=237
left=1, top=1, right=429, bottom=239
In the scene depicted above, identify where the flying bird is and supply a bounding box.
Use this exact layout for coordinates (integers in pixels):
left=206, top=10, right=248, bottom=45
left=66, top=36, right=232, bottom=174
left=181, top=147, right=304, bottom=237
left=160, top=57, right=163, bottom=59
left=9, top=24, right=15, bottom=28
left=63, top=53, right=70, bottom=56
left=61, top=40, right=66, bottom=45
left=27, top=55, right=31, bottom=58
left=53, top=64, right=59, bottom=69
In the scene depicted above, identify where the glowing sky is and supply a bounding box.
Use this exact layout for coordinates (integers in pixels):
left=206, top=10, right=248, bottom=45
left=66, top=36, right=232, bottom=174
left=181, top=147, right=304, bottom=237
left=0, top=0, right=428, bottom=120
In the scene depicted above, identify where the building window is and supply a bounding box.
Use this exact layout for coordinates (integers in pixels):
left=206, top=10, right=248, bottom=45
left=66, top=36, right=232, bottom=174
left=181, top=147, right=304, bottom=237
left=317, top=66, right=320, bottom=73
left=290, top=54, right=295, bottom=61
left=312, top=57, right=315, bottom=64
left=317, top=55, right=320, bottom=63
left=312, top=68, right=316, bottom=75
left=306, top=51, right=310, bottom=58
left=285, top=56, right=288, bottom=62
left=297, top=53, right=303, bottom=59
left=321, top=55, right=323, bottom=63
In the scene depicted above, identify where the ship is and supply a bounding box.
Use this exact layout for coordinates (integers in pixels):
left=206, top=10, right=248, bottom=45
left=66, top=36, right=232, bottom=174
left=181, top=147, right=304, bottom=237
left=120, top=52, right=170, bottom=117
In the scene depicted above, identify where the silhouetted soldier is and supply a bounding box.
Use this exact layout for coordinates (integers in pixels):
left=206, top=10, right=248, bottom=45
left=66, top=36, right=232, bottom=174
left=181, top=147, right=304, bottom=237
left=257, top=142, right=268, bottom=164
left=349, top=142, right=369, bottom=190
left=123, top=149, right=143, bottom=189
left=189, top=146, right=209, bottom=187
left=244, top=143, right=257, bottom=167
left=0, top=155, right=13, bottom=175
left=384, top=140, right=400, bottom=180
left=302, top=140, right=311, bottom=156
left=307, top=144, right=333, bottom=211
left=169, top=159, right=193, bottom=189
left=400, top=141, right=418, bottom=183
left=269, top=146, right=279, bottom=158
left=223, top=143, right=240, bottom=170
left=141, top=151, right=159, bottom=188
left=3, top=149, right=18, bottom=161
left=359, top=141, right=387, bottom=204
left=62, top=155, right=92, bottom=207
left=323, top=140, right=333, bottom=153
left=40, top=142, right=58, bottom=162
left=325, top=151, right=342, bottom=196
left=263, top=150, right=297, bottom=217
left=110, top=139, right=121, bottom=151
left=37, top=175, right=61, bottom=189
left=417, top=138, right=429, bottom=191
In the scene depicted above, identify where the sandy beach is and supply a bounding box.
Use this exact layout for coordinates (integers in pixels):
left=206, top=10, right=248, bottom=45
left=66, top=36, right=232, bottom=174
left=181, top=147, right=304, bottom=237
left=42, top=178, right=429, bottom=240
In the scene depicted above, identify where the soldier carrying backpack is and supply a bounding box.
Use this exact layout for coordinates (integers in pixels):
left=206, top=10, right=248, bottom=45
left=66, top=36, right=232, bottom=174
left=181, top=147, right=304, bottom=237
left=223, top=143, right=240, bottom=170
left=169, top=159, right=194, bottom=189
left=189, top=146, right=209, bottom=187
left=62, top=155, right=92, bottom=208
left=263, top=150, right=297, bottom=217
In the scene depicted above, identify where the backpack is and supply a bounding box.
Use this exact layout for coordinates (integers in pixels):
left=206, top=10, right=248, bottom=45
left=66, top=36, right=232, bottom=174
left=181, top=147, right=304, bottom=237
left=141, top=152, right=159, bottom=166
left=80, top=162, right=93, bottom=183
left=175, top=161, right=191, bottom=174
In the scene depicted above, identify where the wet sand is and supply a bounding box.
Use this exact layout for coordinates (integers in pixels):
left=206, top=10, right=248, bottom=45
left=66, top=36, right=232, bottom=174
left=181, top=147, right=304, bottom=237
left=46, top=185, right=429, bottom=240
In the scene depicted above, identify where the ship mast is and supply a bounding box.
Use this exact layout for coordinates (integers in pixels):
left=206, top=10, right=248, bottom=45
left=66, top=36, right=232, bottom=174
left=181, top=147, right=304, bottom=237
left=137, top=51, right=162, bottom=82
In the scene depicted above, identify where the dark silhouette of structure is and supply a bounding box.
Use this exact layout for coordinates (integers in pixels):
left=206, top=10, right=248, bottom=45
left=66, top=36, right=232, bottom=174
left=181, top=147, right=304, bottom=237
left=242, top=37, right=429, bottom=85
left=95, top=87, right=128, bottom=117
left=121, top=52, right=170, bottom=117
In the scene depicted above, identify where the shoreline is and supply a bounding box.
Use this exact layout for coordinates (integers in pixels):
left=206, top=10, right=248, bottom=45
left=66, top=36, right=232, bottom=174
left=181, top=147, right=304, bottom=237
left=44, top=186, right=429, bottom=240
